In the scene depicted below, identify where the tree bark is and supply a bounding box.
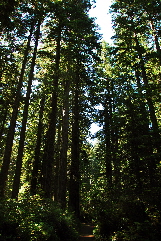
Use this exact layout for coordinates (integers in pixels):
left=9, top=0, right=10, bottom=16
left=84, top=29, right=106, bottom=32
left=11, top=21, right=40, bottom=199
left=0, top=107, right=8, bottom=143
left=135, top=35, right=161, bottom=156
left=30, top=97, right=45, bottom=195
left=0, top=22, right=34, bottom=198
left=69, top=67, right=80, bottom=218
left=135, top=67, right=157, bottom=186
left=126, top=97, right=143, bottom=193
left=41, top=24, right=61, bottom=198
left=58, top=79, right=70, bottom=209
left=104, top=92, right=113, bottom=187
left=53, top=115, right=61, bottom=201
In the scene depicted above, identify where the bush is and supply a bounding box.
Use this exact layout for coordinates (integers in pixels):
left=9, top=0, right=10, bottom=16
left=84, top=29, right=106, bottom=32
left=0, top=196, right=79, bottom=241
left=94, top=194, right=161, bottom=241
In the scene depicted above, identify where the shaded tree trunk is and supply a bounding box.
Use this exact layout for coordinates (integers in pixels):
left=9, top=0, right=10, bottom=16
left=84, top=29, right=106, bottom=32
left=107, top=79, right=120, bottom=188
left=41, top=24, right=61, bottom=198
left=30, top=97, right=45, bottom=195
left=135, top=67, right=157, bottom=186
left=126, top=98, right=143, bottom=193
left=104, top=92, right=113, bottom=187
left=11, top=21, right=40, bottom=199
left=135, top=35, right=161, bottom=157
left=0, top=22, right=34, bottom=197
left=53, top=115, right=61, bottom=201
left=0, top=107, right=8, bottom=143
left=69, top=68, right=80, bottom=218
left=58, top=79, right=70, bottom=209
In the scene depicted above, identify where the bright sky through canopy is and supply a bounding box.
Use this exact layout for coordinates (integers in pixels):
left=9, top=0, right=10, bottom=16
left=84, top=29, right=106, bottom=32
left=89, top=0, right=114, bottom=43
left=89, top=0, right=113, bottom=136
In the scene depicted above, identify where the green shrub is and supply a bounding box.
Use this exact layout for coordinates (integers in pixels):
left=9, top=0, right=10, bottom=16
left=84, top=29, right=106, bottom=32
left=0, top=196, right=79, bottom=241
left=94, top=195, right=161, bottom=241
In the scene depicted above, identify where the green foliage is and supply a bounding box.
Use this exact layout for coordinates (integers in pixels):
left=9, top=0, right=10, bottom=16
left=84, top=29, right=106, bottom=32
left=0, top=196, right=79, bottom=240
left=92, top=189, right=161, bottom=241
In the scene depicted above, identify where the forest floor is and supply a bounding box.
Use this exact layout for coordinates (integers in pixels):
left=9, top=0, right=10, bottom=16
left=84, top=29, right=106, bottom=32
left=79, top=223, right=95, bottom=240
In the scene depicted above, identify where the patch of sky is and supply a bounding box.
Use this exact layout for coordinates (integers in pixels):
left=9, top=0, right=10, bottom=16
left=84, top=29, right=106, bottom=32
left=89, top=0, right=114, bottom=44
left=88, top=104, right=103, bottom=145
left=87, top=0, right=114, bottom=142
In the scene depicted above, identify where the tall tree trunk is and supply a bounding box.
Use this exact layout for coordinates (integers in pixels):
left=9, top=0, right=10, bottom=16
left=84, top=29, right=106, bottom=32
left=53, top=115, right=61, bottom=201
left=104, top=92, right=113, bottom=187
left=126, top=98, right=142, bottom=193
left=69, top=68, right=80, bottom=218
left=11, top=21, right=40, bottom=199
left=30, top=97, right=45, bottom=195
left=112, top=126, right=119, bottom=187
left=135, top=35, right=161, bottom=156
left=135, top=67, right=156, bottom=186
left=0, top=22, right=34, bottom=198
left=41, top=24, right=61, bottom=198
left=58, top=78, right=70, bottom=209
left=108, top=80, right=120, bottom=188
left=0, top=107, right=8, bottom=143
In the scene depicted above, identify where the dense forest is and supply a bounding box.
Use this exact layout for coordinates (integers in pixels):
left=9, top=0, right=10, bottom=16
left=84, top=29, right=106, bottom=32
left=0, top=0, right=161, bottom=240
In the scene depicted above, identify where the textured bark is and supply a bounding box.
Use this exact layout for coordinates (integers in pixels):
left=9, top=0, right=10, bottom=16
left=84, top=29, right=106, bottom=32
left=104, top=93, right=113, bottom=187
left=58, top=79, right=70, bottom=208
left=11, top=21, right=40, bottom=199
left=126, top=98, right=143, bottom=193
left=0, top=23, right=34, bottom=197
left=30, top=97, right=45, bottom=195
left=69, top=68, right=80, bottom=217
left=0, top=107, right=7, bottom=143
left=112, top=127, right=119, bottom=187
left=135, top=35, right=161, bottom=156
left=54, top=117, right=61, bottom=201
left=135, top=68, right=157, bottom=186
left=107, top=81, right=119, bottom=188
left=41, top=24, right=61, bottom=198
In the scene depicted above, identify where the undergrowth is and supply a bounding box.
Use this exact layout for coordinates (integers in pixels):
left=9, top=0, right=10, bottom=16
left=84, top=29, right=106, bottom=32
left=0, top=194, right=79, bottom=241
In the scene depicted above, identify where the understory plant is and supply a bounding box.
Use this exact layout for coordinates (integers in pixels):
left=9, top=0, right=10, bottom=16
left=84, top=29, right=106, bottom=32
left=0, top=194, right=79, bottom=241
